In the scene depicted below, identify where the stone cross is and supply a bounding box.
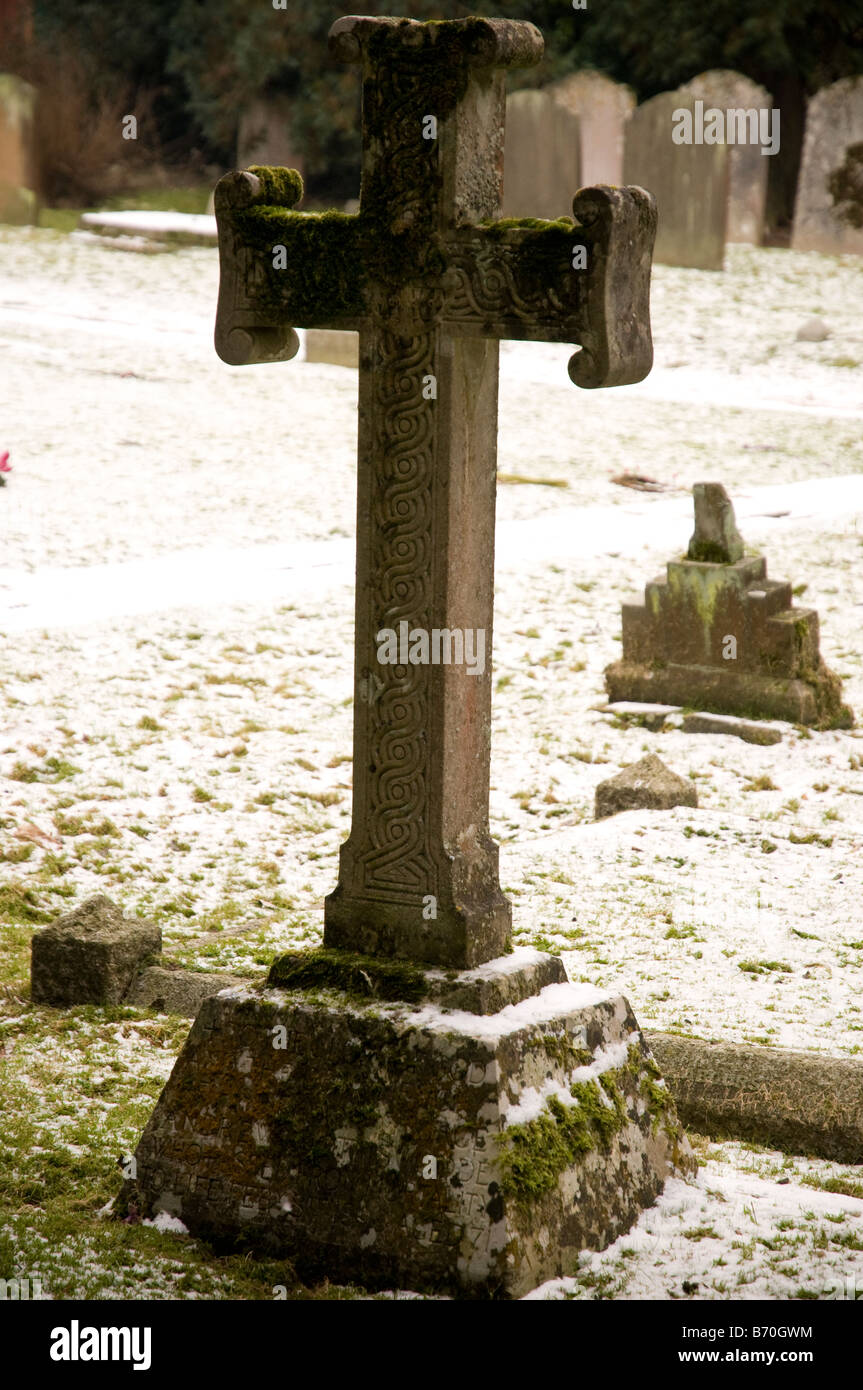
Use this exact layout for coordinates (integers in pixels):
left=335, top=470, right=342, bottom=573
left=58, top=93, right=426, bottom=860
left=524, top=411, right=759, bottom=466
left=214, top=15, right=656, bottom=970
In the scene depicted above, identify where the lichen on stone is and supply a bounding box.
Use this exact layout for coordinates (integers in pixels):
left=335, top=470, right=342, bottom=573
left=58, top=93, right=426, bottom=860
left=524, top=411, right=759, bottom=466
left=525, top=1032, right=593, bottom=1070
left=688, top=539, right=734, bottom=564
left=497, top=1046, right=644, bottom=1204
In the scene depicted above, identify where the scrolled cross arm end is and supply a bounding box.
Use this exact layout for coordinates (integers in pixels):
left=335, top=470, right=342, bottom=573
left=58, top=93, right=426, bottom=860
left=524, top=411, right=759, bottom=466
left=214, top=166, right=304, bottom=216
left=567, top=184, right=657, bottom=390
left=215, top=323, right=300, bottom=368
left=214, top=164, right=306, bottom=367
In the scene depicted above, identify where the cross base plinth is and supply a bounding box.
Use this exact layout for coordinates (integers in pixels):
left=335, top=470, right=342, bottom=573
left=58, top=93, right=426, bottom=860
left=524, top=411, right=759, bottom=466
left=323, top=890, right=514, bottom=972
left=605, top=659, right=853, bottom=729
left=121, top=958, right=695, bottom=1298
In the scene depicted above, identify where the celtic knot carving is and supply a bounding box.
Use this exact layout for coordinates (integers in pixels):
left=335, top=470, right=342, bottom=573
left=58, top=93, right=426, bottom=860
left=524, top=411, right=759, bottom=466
left=360, top=329, right=438, bottom=896
left=441, top=238, right=581, bottom=328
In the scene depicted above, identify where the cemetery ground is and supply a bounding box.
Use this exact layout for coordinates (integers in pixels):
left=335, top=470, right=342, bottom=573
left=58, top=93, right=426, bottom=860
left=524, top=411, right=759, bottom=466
left=2, top=221, right=863, bottom=1301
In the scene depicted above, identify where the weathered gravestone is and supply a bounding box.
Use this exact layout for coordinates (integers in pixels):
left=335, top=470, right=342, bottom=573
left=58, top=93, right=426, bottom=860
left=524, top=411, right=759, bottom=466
left=792, top=76, right=863, bottom=256
left=0, top=72, right=37, bottom=225
left=123, top=15, right=693, bottom=1298
left=502, top=70, right=634, bottom=220
left=501, top=86, right=580, bottom=219
left=624, top=91, right=729, bottom=270
left=605, top=483, right=854, bottom=728
left=237, top=95, right=306, bottom=178
left=677, top=71, right=772, bottom=245
left=552, top=70, right=634, bottom=189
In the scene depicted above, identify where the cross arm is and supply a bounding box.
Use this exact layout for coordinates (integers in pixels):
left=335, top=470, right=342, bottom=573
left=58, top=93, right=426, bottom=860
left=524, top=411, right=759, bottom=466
left=214, top=165, right=369, bottom=366
left=328, top=14, right=544, bottom=71
left=441, top=185, right=657, bottom=388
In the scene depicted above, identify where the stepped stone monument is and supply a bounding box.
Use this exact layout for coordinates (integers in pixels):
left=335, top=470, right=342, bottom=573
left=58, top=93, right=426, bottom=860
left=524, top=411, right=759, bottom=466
left=122, top=15, right=693, bottom=1298
left=792, top=76, right=863, bottom=256
left=606, top=483, right=854, bottom=728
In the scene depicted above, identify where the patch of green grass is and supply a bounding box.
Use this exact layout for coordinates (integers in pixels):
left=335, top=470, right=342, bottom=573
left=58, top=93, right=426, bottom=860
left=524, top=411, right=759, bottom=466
left=37, top=207, right=83, bottom=234
left=743, top=775, right=778, bottom=792
left=54, top=811, right=119, bottom=838
left=0, top=881, right=54, bottom=925
left=738, top=959, right=793, bottom=975
left=0, top=842, right=35, bottom=864
left=9, top=756, right=80, bottom=784
left=298, top=789, right=342, bottom=807
left=801, top=1175, right=863, bottom=1201
left=531, top=934, right=564, bottom=956
left=104, top=184, right=215, bottom=215
left=8, top=760, right=39, bottom=782
left=789, top=830, right=833, bottom=848
left=0, top=921, right=34, bottom=990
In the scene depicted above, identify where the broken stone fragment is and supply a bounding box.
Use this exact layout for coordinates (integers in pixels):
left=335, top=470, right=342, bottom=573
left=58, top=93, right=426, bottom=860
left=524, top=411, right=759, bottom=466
left=126, top=964, right=248, bottom=1017
left=30, top=895, right=161, bottom=1006
left=594, top=753, right=698, bottom=820
left=681, top=712, right=782, bottom=745
left=687, top=481, right=744, bottom=564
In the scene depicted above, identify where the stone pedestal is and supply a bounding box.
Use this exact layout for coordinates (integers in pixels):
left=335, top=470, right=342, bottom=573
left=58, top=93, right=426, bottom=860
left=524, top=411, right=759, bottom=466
left=122, top=948, right=693, bottom=1298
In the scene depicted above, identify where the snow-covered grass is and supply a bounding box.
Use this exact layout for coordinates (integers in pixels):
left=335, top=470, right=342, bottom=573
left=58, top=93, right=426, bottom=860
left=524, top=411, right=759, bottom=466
left=1, top=226, right=862, bottom=1299
left=531, top=1138, right=863, bottom=1301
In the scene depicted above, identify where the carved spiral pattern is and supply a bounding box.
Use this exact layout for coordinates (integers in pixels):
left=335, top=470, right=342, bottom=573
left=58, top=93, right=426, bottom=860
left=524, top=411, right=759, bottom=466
left=442, top=242, right=578, bottom=326
left=349, top=49, right=446, bottom=898
left=361, top=329, right=437, bottom=895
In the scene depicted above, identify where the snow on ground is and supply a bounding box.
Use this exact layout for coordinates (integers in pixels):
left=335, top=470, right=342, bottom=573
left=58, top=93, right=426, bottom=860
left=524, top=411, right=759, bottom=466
left=78, top=210, right=217, bottom=241
left=1, top=224, right=862, bottom=1299
left=529, top=1143, right=863, bottom=1300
